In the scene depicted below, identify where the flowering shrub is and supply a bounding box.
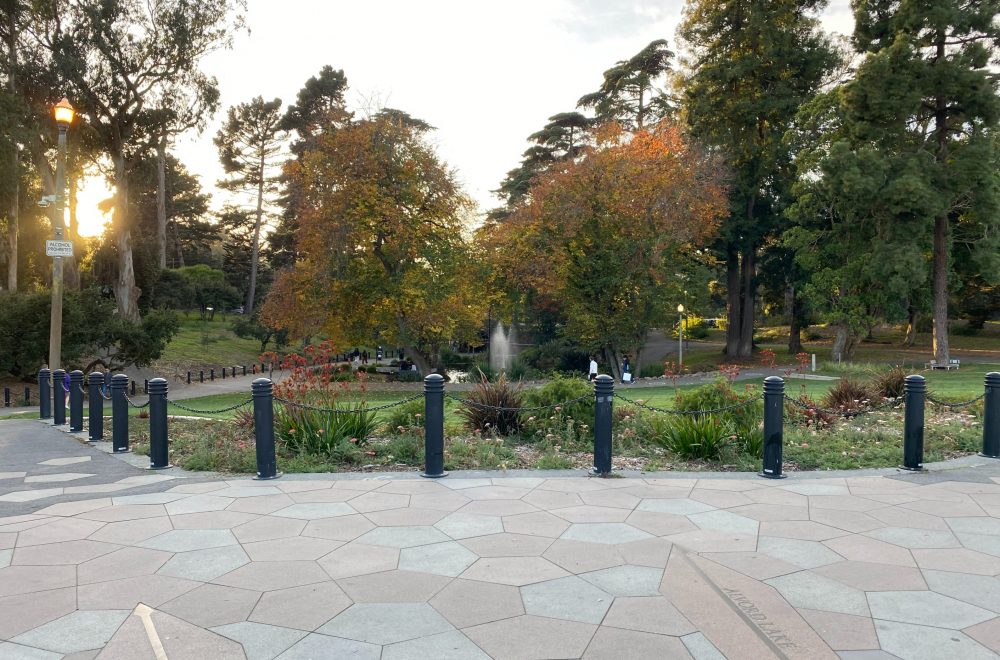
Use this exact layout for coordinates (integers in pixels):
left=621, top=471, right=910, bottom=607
left=758, top=349, right=777, bottom=369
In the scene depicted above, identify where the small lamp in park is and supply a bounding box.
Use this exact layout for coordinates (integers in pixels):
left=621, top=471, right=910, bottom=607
left=48, top=97, right=75, bottom=370
left=677, top=304, right=685, bottom=371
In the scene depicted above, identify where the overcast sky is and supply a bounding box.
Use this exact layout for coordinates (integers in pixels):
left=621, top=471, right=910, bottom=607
left=78, top=0, right=855, bottom=235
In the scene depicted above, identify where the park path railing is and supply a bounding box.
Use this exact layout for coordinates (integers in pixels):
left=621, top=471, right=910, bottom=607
left=37, top=368, right=1000, bottom=479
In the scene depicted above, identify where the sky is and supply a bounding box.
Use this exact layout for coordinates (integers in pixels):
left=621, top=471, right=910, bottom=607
left=77, top=0, right=855, bottom=237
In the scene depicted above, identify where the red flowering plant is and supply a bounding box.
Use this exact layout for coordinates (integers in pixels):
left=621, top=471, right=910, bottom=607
left=758, top=349, right=777, bottom=369
left=663, top=361, right=685, bottom=388
left=265, top=341, right=379, bottom=458
left=718, top=364, right=742, bottom=382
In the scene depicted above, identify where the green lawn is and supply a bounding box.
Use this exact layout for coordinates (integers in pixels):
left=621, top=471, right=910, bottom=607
left=152, top=312, right=268, bottom=376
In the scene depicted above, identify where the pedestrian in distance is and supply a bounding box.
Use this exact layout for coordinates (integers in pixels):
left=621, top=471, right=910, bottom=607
left=588, top=356, right=598, bottom=382
left=622, top=356, right=632, bottom=384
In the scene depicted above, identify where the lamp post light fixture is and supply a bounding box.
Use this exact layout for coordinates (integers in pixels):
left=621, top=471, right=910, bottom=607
left=677, top=304, right=685, bottom=371
left=48, top=97, right=75, bottom=371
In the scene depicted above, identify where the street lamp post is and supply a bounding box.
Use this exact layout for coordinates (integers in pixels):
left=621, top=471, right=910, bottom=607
left=48, top=97, right=74, bottom=371
left=677, top=304, right=685, bottom=372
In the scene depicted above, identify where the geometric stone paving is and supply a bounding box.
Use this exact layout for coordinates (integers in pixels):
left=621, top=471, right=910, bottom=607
left=0, top=474, right=999, bottom=658
left=3, top=420, right=1000, bottom=657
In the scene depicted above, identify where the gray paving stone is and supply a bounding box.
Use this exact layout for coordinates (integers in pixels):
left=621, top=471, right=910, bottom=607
left=0, top=642, right=61, bottom=660
left=212, top=621, right=308, bottom=660
left=757, top=536, right=844, bottom=569
left=875, top=619, right=998, bottom=660
left=354, top=525, right=450, bottom=548
left=273, top=632, right=380, bottom=660
left=317, top=603, right=453, bottom=645
left=923, top=570, right=1000, bottom=613
left=11, top=610, right=130, bottom=654
left=946, top=516, right=1000, bottom=536
left=560, top=523, right=653, bottom=545
left=681, top=632, right=727, bottom=660
left=867, top=591, right=994, bottom=629
left=955, top=531, right=1000, bottom=558
left=0, top=547, right=11, bottom=569
left=398, top=541, right=478, bottom=577
left=766, top=571, right=870, bottom=616
left=138, top=529, right=237, bottom=552
left=271, top=503, right=356, bottom=519
left=159, top=583, right=262, bottom=628
left=163, top=495, right=235, bottom=515
left=688, top=509, right=760, bottom=535
left=434, top=512, right=504, bottom=539
left=580, top=565, right=663, bottom=596
left=521, top=575, right=613, bottom=623
left=382, top=630, right=490, bottom=660
left=865, top=527, right=961, bottom=549
left=636, top=498, right=716, bottom=515
left=158, top=545, right=250, bottom=581
left=836, top=652, right=903, bottom=660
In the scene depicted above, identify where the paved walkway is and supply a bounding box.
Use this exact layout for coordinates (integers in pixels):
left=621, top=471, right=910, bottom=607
left=2, top=422, right=1000, bottom=658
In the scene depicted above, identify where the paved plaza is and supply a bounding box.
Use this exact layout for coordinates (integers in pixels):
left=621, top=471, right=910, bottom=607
left=2, top=420, right=1000, bottom=658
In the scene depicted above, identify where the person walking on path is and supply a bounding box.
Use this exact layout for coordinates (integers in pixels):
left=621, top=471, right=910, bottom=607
left=588, top=356, right=598, bottom=382
left=622, top=356, right=632, bottom=383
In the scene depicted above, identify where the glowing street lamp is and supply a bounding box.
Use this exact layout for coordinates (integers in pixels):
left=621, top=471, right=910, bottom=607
left=48, top=97, right=75, bottom=371
left=677, top=304, right=685, bottom=372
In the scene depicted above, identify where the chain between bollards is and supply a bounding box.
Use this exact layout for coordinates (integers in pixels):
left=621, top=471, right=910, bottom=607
left=592, top=375, right=614, bottom=476
left=111, top=374, right=130, bottom=453
left=52, top=368, right=66, bottom=425
left=69, top=370, right=84, bottom=432
left=88, top=371, right=105, bottom=442
left=39, top=368, right=51, bottom=419
left=902, top=374, right=926, bottom=471
left=147, top=378, right=171, bottom=469
left=422, top=374, right=447, bottom=478
left=761, top=376, right=786, bottom=479
left=252, top=378, right=280, bottom=480
left=981, top=372, right=1000, bottom=459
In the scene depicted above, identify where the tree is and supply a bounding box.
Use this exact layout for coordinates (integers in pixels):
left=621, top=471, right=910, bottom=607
left=577, top=39, right=674, bottom=130
left=214, top=96, right=285, bottom=315
left=262, top=110, right=483, bottom=374
left=678, top=0, right=836, bottom=358
left=32, top=0, right=242, bottom=320
left=483, top=122, right=727, bottom=379
left=846, top=0, right=1000, bottom=364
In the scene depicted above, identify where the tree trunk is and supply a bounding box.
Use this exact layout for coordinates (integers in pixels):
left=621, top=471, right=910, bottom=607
left=737, top=247, right=755, bottom=358
left=905, top=303, right=917, bottom=347
left=788, top=282, right=802, bottom=355
left=156, top=135, right=167, bottom=271
left=601, top=345, right=622, bottom=381
left=931, top=213, right=950, bottom=364
left=173, top=222, right=185, bottom=267
left=724, top=245, right=741, bottom=358
left=64, top=172, right=80, bottom=289
left=5, top=10, right=16, bottom=292
left=113, top=153, right=140, bottom=321
left=246, top=155, right=264, bottom=314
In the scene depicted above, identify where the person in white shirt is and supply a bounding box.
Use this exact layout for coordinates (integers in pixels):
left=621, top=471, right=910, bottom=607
left=588, top=356, right=598, bottom=382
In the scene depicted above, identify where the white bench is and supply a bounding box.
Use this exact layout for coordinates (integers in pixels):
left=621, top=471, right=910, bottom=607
left=925, top=359, right=960, bottom=370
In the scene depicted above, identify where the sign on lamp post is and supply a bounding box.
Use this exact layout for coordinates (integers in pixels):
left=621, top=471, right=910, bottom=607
left=45, top=240, right=74, bottom=258
left=48, top=97, right=74, bottom=371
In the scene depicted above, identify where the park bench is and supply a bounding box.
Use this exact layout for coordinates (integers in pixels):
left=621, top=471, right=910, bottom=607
left=925, top=358, right=960, bottom=370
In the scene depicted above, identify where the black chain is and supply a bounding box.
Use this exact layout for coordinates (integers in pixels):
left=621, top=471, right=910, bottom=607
left=100, top=386, right=112, bottom=400
left=613, top=392, right=758, bottom=416
left=166, top=398, right=253, bottom=414
left=444, top=392, right=592, bottom=413
left=783, top=395, right=902, bottom=418
left=124, top=393, right=150, bottom=409
left=926, top=393, right=985, bottom=408
left=275, top=393, right=423, bottom=414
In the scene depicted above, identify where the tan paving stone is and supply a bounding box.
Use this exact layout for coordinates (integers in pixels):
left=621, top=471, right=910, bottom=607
left=810, top=508, right=884, bottom=533
left=643, top=478, right=699, bottom=488
left=365, top=507, right=449, bottom=526
left=744, top=488, right=809, bottom=507
left=242, top=536, right=342, bottom=561
left=163, top=495, right=234, bottom=516
left=694, top=479, right=767, bottom=492
left=225, top=493, right=295, bottom=514
left=348, top=491, right=409, bottom=512
left=166, top=482, right=228, bottom=494
left=213, top=560, right=330, bottom=591
left=701, top=551, right=801, bottom=580
left=621, top=485, right=692, bottom=499
left=233, top=515, right=306, bottom=543
left=459, top=533, right=553, bottom=557
left=78, top=547, right=173, bottom=585
left=248, top=581, right=351, bottom=631
left=377, top=479, right=449, bottom=495
left=617, top=537, right=674, bottom=568
left=317, top=542, right=399, bottom=579
left=901, top=498, right=987, bottom=518
left=272, top=480, right=335, bottom=493
left=665, top=529, right=757, bottom=553
left=759, top=520, right=849, bottom=541
left=522, top=488, right=584, bottom=510
left=798, top=608, right=879, bottom=651
left=809, top=495, right=885, bottom=512
left=458, top=499, right=539, bottom=517
left=602, top=596, right=696, bottom=635
left=728, top=503, right=810, bottom=522
left=868, top=506, right=950, bottom=530
left=689, top=488, right=754, bottom=509
left=542, top=539, right=624, bottom=573
left=301, top=514, right=375, bottom=541
left=911, top=548, right=1000, bottom=575
left=584, top=626, right=693, bottom=659
left=965, top=617, right=1000, bottom=653
left=286, top=488, right=356, bottom=504
left=336, top=569, right=450, bottom=602
left=86, top=517, right=172, bottom=545
left=813, top=560, right=927, bottom=591
left=429, top=578, right=524, bottom=628
left=330, top=479, right=391, bottom=492
left=0, top=488, right=64, bottom=502
left=823, top=534, right=916, bottom=567
left=168, top=511, right=256, bottom=529
left=579, top=489, right=640, bottom=510
left=461, top=485, right=532, bottom=500
left=34, top=498, right=112, bottom=516
left=77, top=574, right=199, bottom=609
left=159, top=583, right=262, bottom=628
left=12, top=539, right=121, bottom=565
left=503, top=511, right=571, bottom=538
left=461, top=556, right=569, bottom=586
left=97, top=607, right=245, bottom=660
left=408, top=490, right=471, bottom=511
left=551, top=505, right=630, bottom=523
left=0, top=587, right=77, bottom=639
left=78, top=505, right=167, bottom=522
left=537, top=477, right=614, bottom=493
left=16, top=517, right=105, bottom=546
left=464, top=615, right=596, bottom=660
left=0, top=565, right=76, bottom=596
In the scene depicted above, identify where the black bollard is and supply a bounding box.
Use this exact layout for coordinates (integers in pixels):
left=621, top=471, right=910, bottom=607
left=242, top=365, right=247, bottom=376
left=761, top=376, right=787, bottom=479
left=39, top=368, right=51, bottom=419
left=222, top=367, right=226, bottom=379
left=148, top=377, right=171, bottom=469
left=131, top=380, right=136, bottom=396
left=187, top=371, right=191, bottom=384
left=902, top=374, right=926, bottom=471
left=981, top=372, right=1000, bottom=459
left=53, top=368, right=66, bottom=425
left=3, top=387, right=9, bottom=407
left=200, top=370, right=204, bottom=383
left=593, top=375, right=614, bottom=476
left=143, top=378, right=148, bottom=394
left=24, top=387, right=30, bottom=406
left=210, top=368, right=215, bottom=381
left=88, top=371, right=104, bottom=442
left=111, top=374, right=130, bottom=453
left=422, top=373, right=447, bottom=478
left=252, top=378, right=279, bottom=479
left=252, top=364, right=257, bottom=375
left=69, top=370, right=84, bottom=432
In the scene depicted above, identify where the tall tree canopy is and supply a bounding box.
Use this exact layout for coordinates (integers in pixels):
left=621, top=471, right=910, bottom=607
left=678, top=0, right=836, bottom=358
left=262, top=110, right=483, bottom=374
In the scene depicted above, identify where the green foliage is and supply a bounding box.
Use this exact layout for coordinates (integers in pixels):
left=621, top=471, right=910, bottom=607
left=871, top=367, right=907, bottom=399
left=275, top=401, right=379, bottom=458
left=382, top=435, right=423, bottom=465
left=382, top=398, right=425, bottom=436
left=822, top=379, right=874, bottom=412
left=519, top=339, right=589, bottom=373
left=444, top=437, right=517, bottom=470
left=175, top=265, right=241, bottom=313
left=536, top=453, right=575, bottom=470
left=522, top=375, right=593, bottom=427
left=231, top=315, right=288, bottom=353
left=639, top=362, right=665, bottom=378
left=660, top=417, right=729, bottom=461
left=458, top=371, right=524, bottom=436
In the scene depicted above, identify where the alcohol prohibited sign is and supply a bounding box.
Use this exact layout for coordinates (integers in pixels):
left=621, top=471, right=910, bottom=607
left=45, top=240, right=74, bottom=257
